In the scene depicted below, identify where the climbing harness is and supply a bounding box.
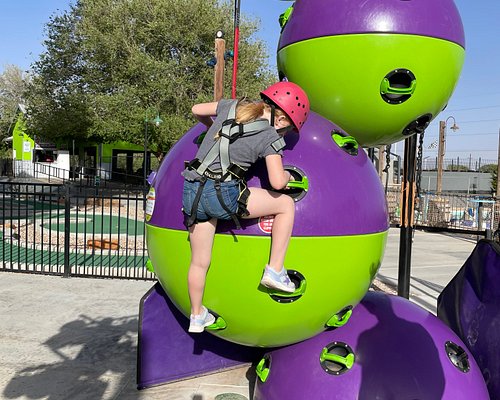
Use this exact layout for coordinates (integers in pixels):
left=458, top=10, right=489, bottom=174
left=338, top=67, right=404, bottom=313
left=184, top=101, right=286, bottom=228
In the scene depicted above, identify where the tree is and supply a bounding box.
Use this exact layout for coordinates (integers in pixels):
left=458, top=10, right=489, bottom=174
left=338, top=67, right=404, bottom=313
left=25, top=0, right=275, bottom=152
left=0, top=65, right=30, bottom=140
left=476, top=164, right=498, bottom=194
left=491, top=168, right=497, bottom=195
left=445, top=163, right=469, bottom=172
left=479, top=163, right=497, bottom=174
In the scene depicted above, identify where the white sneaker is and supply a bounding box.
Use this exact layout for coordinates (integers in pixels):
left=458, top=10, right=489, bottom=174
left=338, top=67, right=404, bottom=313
left=260, top=265, right=296, bottom=293
left=188, top=306, right=216, bottom=333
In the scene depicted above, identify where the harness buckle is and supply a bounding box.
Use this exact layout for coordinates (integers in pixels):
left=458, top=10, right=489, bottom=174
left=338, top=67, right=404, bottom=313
left=222, top=118, right=236, bottom=127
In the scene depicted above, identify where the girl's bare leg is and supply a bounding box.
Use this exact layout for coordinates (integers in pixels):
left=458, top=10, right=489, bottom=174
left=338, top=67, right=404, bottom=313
left=243, top=187, right=295, bottom=272
left=187, top=218, right=217, bottom=315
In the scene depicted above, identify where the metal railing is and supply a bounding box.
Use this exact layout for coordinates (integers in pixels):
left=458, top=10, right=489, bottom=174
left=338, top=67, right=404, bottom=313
left=9, top=159, right=147, bottom=191
left=0, top=182, right=154, bottom=280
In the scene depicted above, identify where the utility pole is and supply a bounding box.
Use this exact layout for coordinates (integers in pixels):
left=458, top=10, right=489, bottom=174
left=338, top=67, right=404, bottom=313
left=436, top=120, right=446, bottom=194
left=436, top=117, right=459, bottom=194
left=496, top=127, right=500, bottom=198
left=214, top=31, right=225, bottom=101
left=378, top=146, right=385, bottom=181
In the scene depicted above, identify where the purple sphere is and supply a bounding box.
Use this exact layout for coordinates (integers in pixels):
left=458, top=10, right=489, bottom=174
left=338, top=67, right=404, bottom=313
left=254, top=292, right=489, bottom=400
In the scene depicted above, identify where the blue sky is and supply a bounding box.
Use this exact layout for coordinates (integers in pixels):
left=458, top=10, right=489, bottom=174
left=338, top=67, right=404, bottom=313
left=1, top=0, right=499, bottom=163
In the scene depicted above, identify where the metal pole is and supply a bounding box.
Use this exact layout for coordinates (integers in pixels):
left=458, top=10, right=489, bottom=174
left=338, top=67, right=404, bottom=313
left=214, top=32, right=226, bottom=101
left=63, top=183, right=71, bottom=277
left=143, top=117, right=148, bottom=190
left=496, top=128, right=500, bottom=198
left=378, top=146, right=385, bottom=180
left=231, top=0, right=241, bottom=99
left=398, top=134, right=418, bottom=298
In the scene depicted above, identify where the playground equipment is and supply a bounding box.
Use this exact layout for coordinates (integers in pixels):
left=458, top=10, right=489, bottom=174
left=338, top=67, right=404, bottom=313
left=254, top=291, right=489, bottom=400
left=138, top=1, right=475, bottom=395
left=438, top=239, right=500, bottom=400
left=145, top=112, right=389, bottom=347
left=277, top=0, right=465, bottom=146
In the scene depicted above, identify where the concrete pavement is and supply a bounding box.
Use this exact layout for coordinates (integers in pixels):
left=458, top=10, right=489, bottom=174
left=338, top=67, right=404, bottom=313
left=377, top=228, right=477, bottom=314
left=0, top=228, right=479, bottom=399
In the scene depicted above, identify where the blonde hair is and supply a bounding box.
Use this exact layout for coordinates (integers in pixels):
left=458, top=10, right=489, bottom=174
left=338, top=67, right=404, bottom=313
left=213, top=99, right=292, bottom=139
left=235, top=99, right=291, bottom=125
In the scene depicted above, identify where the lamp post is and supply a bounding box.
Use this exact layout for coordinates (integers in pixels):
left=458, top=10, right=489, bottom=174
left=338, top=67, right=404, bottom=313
left=436, top=116, right=459, bottom=194
left=144, top=113, right=163, bottom=190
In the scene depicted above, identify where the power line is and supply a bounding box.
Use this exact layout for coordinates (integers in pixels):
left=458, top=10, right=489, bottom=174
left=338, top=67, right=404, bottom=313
left=454, top=118, right=500, bottom=124
left=426, top=149, right=498, bottom=153
left=445, top=105, right=500, bottom=112
left=425, top=132, right=499, bottom=138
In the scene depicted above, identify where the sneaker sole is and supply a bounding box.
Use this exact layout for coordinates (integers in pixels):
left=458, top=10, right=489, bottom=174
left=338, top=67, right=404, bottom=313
left=260, top=276, right=296, bottom=293
left=188, top=314, right=216, bottom=333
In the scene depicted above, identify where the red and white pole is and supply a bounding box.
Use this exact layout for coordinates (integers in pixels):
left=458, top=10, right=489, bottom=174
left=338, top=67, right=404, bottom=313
left=231, top=0, right=241, bottom=99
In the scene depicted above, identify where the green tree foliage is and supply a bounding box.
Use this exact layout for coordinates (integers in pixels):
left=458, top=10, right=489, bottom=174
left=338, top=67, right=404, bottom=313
left=479, top=163, right=497, bottom=174
left=0, top=65, right=29, bottom=140
left=476, top=164, right=497, bottom=194
left=25, top=0, right=274, bottom=151
left=445, top=163, right=469, bottom=172
left=491, top=169, right=497, bottom=195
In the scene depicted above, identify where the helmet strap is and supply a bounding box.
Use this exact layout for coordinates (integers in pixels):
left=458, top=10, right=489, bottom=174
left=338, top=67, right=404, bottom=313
left=276, top=125, right=295, bottom=135
left=270, top=103, right=276, bottom=127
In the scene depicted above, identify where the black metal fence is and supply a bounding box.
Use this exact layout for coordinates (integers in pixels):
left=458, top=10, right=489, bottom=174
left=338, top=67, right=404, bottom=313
left=0, top=181, right=154, bottom=280
left=2, top=177, right=497, bottom=279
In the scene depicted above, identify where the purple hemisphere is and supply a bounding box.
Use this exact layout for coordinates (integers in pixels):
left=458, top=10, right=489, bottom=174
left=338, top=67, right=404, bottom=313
left=148, top=111, right=389, bottom=237
left=279, top=0, right=465, bottom=50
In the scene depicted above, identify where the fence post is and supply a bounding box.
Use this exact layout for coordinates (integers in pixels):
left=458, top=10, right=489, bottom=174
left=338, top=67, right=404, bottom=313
left=63, top=183, right=71, bottom=277
left=477, top=201, right=485, bottom=243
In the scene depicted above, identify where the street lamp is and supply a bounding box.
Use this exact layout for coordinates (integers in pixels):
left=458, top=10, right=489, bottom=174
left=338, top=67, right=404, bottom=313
left=144, top=113, right=163, bottom=189
left=436, top=116, right=459, bottom=193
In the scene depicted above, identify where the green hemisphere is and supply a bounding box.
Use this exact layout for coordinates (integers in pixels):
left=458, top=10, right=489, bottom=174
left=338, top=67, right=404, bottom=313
left=146, top=224, right=388, bottom=347
left=277, top=34, right=465, bottom=146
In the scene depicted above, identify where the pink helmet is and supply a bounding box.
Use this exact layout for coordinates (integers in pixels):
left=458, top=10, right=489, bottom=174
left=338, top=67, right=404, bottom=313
left=261, top=81, right=310, bottom=130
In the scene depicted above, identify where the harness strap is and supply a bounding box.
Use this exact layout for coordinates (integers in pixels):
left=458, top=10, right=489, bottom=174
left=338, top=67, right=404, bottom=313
left=237, top=181, right=251, bottom=218
left=271, top=137, right=286, bottom=152
left=186, top=159, right=246, bottom=182
left=214, top=181, right=242, bottom=229
left=185, top=178, right=207, bottom=228
left=194, top=101, right=269, bottom=180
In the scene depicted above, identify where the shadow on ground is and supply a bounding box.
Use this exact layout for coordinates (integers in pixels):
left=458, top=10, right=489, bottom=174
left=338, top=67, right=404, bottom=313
left=3, top=314, right=138, bottom=400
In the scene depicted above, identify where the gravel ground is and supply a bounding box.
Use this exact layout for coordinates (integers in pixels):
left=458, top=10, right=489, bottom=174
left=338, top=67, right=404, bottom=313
left=2, top=204, right=146, bottom=254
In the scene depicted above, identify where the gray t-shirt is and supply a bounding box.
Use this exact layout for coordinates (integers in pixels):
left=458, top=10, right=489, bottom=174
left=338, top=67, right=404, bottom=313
left=182, top=99, right=283, bottom=181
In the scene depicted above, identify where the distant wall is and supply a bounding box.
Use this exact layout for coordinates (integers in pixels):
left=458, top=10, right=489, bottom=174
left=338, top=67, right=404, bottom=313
left=420, top=171, right=492, bottom=193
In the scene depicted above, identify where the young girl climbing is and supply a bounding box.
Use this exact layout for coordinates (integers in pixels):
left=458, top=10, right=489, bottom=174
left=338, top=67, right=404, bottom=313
left=182, top=81, right=310, bottom=333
